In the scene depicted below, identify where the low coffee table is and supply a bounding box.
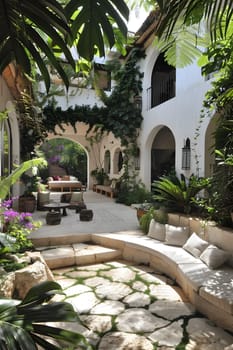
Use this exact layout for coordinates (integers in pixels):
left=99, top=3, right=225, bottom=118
left=43, top=203, right=70, bottom=216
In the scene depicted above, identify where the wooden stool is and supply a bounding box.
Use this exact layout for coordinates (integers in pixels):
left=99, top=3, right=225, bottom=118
left=80, top=209, right=93, bottom=221
left=46, top=211, right=61, bottom=225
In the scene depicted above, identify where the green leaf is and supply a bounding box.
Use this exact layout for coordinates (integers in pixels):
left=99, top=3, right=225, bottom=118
left=20, top=281, right=63, bottom=306
left=0, top=158, right=47, bottom=200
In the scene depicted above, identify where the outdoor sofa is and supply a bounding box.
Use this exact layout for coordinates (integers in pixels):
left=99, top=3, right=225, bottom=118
left=47, top=175, right=82, bottom=192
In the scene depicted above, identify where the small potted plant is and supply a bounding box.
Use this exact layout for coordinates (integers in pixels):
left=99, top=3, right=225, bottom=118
left=18, top=174, right=40, bottom=213
left=91, top=167, right=109, bottom=185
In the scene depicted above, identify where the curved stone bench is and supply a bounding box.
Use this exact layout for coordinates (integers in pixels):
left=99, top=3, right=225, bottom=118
left=91, top=232, right=233, bottom=333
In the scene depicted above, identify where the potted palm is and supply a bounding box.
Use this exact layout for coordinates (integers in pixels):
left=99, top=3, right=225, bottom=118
left=0, top=158, right=47, bottom=213
left=91, top=167, right=109, bottom=185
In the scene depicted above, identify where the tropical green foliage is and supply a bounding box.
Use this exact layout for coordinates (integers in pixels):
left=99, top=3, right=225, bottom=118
left=139, top=206, right=168, bottom=233
left=65, top=0, right=129, bottom=60
left=117, top=183, right=152, bottom=206
left=0, top=0, right=129, bottom=91
left=40, top=138, right=87, bottom=183
left=155, top=0, right=233, bottom=43
left=0, top=158, right=47, bottom=201
left=139, top=207, right=155, bottom=233
left=91, top=168, right=109, bottom=185
left=152, top=173, right=210, bottom=214
left=0, top=281, right=92, bottom=350
left=43, top=48, right=144, bottom=147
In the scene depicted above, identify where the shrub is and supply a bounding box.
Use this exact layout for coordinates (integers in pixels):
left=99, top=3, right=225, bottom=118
left=116, top=183, right=152, bottom=206
left=139, top=207, right=155, bottom=234
left=152, top=173, right=209, bottom=214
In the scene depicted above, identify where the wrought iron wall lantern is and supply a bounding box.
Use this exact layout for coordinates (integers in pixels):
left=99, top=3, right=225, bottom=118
left=182, top=138, right=191, bottom=170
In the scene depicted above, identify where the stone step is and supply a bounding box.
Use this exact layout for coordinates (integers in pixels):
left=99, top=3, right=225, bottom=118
left=38, top=243, right=122, bottom=269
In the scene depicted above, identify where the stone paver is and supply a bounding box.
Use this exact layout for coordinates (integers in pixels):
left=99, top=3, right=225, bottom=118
left=99, top=267, right=136, bottom=282
left=66, top=270, right=97, bottom=278
left=64, top=283, right=92, bottom=296
left=67, top=291, right=99, bottom=313
left=123, top=291, right=151, bottom=307
left=98, top=332, right=154, bottom=350
left=91, top=300, right=125, bottom=315
left=132, top=280, right=148, bottom=292
left=84, top=276, right=108, bottom=288
left=54, top=261, right=233, bottom=349
left=95, top=281, right=132, bottom=300
left=80, top=315, right=112, bottom=333
left=149, top=283, right=186, bottom=301
left=149, top=300, right=195, bottom=320
left=149, top=320, right=184, bottom=347
left=116, top=308, right=169, bottom=332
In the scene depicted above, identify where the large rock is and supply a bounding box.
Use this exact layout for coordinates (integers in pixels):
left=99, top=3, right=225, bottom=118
left=15, top=259, right=55, bottom=299
left=0, top=252, right=55, bottom=299
left=0, top=272, right=15, bottom=298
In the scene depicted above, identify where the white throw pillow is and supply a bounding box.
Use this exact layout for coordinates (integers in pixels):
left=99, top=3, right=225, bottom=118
left=200, top=244, right=230, bottom=269
left=183, top=232, right=209, bottom=258
left=70, top=176, right=77, bottom=181
left=148, top=219, right=166, bottom=241
left=165, top=224, right=189, bottom=246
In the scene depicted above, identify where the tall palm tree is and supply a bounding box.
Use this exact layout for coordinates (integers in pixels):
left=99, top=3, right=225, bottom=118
left=0, top=0, right=129, bottom=92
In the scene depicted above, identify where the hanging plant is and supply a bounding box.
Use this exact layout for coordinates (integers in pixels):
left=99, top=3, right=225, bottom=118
left=42, top=48, right=145, bottom=147
left=17, top=92, right=48, bottom=160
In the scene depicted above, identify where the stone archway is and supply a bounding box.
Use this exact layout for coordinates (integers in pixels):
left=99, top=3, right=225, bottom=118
left=151, top=126, right=175, bottom=183
left=40, top=137, right=88, bottom=186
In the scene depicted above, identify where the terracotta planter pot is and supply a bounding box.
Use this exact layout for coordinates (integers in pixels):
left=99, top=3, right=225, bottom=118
left=136, top=208, right=148, bottom=222
left=18, top=196, right=36, bottom=213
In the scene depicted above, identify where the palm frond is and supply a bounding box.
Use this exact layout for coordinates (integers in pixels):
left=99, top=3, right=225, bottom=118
left=156, top=0, right=233, bottom=42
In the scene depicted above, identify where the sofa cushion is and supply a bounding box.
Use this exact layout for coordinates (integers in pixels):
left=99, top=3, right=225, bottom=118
left=148, top=220, right=166, bottom=241
left=70, top=192, right=83, bottom=202
left=200, top=244, right=230, bottom=269
left=183, top=232, right=209, bottom=258
left=165, top=224, right=189, bottom=246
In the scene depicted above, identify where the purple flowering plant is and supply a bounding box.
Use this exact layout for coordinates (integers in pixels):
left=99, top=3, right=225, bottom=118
left=0, top=198, right=41, bottom=252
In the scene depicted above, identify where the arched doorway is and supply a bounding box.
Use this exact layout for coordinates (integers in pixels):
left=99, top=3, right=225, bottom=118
left=113, top=148, right=123, bottom=174
left=39, top=138, right=88, bottom=185
left=151, top=126, right=175, bottom=183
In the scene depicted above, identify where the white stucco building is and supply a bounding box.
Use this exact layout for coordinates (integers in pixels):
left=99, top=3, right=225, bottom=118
left=135, top=16, right=216, bottom=189
left=42, top=12, right=216, bottom=190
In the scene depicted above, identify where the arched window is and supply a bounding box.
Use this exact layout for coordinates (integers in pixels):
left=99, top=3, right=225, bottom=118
left=104, top=150, right=111, bottom=174
left=151, top=53, right=176, bottom=107
left=134, top=147, right=140, bottom=170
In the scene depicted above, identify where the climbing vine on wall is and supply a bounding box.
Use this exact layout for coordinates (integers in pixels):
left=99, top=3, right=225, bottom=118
left=42, top=48, right=145, bottom=147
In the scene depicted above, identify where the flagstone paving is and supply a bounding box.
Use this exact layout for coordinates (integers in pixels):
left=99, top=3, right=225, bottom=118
left=53, top=260, right=233, bottom=349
